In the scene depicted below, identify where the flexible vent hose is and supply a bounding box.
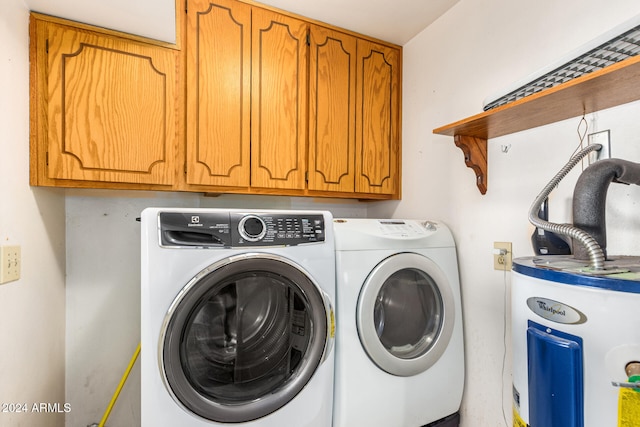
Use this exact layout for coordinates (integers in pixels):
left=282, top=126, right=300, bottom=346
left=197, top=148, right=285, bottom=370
left=528, top=144, right=605, bottom=270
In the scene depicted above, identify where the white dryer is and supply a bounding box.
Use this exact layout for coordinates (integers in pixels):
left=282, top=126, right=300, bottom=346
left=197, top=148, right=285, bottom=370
left=333, top=219, right=464, bottom=427
left=140, top=208, right=335, bottom=427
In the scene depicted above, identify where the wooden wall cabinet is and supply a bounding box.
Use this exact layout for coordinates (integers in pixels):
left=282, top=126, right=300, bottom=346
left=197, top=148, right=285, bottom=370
left=308, top=25, right=357, bottom=193
left=307, top=27, right=401, bottom=197
left=249, top=8, right=308, bottom=191
left=30, top=15, right=180, bottom=189
left=186, top=0, right=308, bottom=191
left=185, top=0, right=401, bottom=198
left=354, top=39, right=400, bottom=196
left=30, top=0, right=402, bottom=199
left=186, top=0, right=310, bottom=193
left=185, top=0, right=252, bottom=188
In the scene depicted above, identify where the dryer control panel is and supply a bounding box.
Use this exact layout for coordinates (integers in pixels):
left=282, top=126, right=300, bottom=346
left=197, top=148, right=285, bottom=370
left=159, top=212, right=325, bottom=247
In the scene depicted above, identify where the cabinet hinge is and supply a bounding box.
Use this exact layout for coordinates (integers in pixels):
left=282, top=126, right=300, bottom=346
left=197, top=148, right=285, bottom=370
left=46, top=151, right=49, bottom=166
left=185, top=0, right=188, bottom=14
left=45, top=39, right=49, bottom=54
left=306, top=33, right=310, bottom=46
left=305, top=171, right=309, bottom=182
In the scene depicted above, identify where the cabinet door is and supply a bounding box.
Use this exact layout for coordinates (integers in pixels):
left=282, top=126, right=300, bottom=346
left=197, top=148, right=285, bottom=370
left=355, top=39, right=400, bottom=196
left=308, top=26, right=357, bottom=193
left=40, top=20, right=177, bottom=185
left=251, top=8, right=308, bottom=190
left=186, top=0, right=251, bottom=187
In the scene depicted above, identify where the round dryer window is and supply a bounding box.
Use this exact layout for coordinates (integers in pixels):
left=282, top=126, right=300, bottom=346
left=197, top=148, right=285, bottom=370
left=357, top=252, right=455, bottom=376
left=160, top=253, right=331, bottom=423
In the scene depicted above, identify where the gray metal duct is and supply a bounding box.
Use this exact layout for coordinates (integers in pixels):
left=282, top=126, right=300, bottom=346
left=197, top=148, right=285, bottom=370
left=528, top=144, right=605, bottom=270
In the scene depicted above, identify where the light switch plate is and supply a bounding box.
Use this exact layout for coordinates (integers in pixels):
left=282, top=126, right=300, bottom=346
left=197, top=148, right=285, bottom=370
left=0, top=245, right=21, bottom=284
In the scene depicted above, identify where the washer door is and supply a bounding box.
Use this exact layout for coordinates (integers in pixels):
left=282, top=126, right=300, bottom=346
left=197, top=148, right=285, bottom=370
left=357, top=252, right=455, bottom=376
left=160, top=253, right=332, bottom=423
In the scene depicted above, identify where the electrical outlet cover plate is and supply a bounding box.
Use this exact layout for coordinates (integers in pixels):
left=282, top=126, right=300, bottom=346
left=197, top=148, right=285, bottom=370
left=0, top=245, right=21, bottom=284
left=494, top=242, right=512, bottom=271
left=587, top=130, right=611, bottom=164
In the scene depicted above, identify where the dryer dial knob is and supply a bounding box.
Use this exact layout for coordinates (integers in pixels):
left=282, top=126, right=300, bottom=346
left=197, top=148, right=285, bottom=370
left=422, top=221, right=438, bottom=231
left=239, top=215, right=267, bottom=242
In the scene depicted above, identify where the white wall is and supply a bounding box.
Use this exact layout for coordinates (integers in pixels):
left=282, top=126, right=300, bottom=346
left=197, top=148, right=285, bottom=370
left=64, top=191, right=367, bottom=426
left=370, top=0, right=640, bottom=425
left=0, top=1, right=67, bottom=427
left=26, top=0, right=176, bottom=43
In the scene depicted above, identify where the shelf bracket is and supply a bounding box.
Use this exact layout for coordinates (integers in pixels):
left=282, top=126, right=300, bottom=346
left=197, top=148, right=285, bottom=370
left=454, top=135, right=487, bottom=194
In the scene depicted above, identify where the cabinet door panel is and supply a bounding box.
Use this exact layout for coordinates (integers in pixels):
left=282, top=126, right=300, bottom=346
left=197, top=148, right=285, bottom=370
left=251, top=8, right=308, bottom=190
left=355, top=40, right=400, bottom=195
left=45, top=23, right=177, bottom=185
left=186, top=0, right=251, bottom=187
left=308, top=26, right=356, bottom=193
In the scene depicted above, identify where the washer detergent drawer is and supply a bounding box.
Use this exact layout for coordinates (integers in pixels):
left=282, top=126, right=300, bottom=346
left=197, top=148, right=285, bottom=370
left=527, top=321, right=584, bottom=427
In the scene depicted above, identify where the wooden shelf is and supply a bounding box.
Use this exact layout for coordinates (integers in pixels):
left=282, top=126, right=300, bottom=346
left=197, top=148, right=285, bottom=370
left=433, top=54, right=640, bottom=194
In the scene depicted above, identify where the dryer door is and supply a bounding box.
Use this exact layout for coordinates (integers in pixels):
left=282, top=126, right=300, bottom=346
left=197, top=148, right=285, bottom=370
left=357, top=252, right=455, bottom=376
left=160, top=253, right=332, bottom=423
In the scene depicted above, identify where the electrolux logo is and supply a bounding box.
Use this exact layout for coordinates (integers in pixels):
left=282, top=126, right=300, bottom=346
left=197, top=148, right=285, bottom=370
left=188, top=215, right=203, bottom=227
left=526, top=297, right=587, bottom=324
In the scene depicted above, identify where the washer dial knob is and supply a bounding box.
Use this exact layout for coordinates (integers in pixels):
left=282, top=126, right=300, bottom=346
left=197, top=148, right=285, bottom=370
left=239, top=215, right=267, bottom=242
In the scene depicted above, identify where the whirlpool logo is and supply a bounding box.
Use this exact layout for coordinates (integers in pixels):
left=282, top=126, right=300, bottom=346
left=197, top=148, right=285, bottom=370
left=526, top=297, right=587, bottom=324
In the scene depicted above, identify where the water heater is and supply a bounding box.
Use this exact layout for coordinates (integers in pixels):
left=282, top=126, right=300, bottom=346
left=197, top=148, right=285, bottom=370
left=512, top=257, right=640, bottom=427
left=514, top=151, right=640, bottom=426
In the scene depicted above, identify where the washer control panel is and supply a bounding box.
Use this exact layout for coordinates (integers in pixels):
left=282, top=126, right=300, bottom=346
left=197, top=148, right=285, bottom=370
left=159, top=211, right=325, bottom=247
left=231, top=213, right=325, bottom=246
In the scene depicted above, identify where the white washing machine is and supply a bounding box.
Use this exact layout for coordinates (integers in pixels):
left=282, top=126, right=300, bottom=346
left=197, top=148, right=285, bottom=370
left=333, top=218, right=465, bottom=427
left=140, top=208, right=336, bottom=427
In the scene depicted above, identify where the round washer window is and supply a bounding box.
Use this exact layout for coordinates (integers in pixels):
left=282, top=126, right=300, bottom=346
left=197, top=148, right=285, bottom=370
left=357, top=252, right=455, bottom=377
left=161, top=254, right=330, bottom=423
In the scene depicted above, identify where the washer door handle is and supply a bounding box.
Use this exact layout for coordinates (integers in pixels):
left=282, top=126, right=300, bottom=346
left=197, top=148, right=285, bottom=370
left=163, top=230, right=225, bottom=246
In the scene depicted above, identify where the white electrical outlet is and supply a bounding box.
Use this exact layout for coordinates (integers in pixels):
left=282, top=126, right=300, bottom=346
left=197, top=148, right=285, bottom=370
left=0, top=245, right=21, bottom=284
left=587, top=130, right=611, bottom=164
